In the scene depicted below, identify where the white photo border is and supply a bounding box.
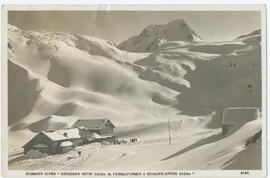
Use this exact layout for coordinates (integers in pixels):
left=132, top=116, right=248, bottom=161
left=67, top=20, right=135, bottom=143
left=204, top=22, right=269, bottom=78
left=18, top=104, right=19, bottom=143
left=1, top=3, right=268, bottom=178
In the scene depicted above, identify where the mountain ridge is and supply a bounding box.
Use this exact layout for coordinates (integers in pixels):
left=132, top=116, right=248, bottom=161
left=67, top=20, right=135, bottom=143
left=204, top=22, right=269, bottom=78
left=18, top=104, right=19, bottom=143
left=118, top=19, right=202, bottom=52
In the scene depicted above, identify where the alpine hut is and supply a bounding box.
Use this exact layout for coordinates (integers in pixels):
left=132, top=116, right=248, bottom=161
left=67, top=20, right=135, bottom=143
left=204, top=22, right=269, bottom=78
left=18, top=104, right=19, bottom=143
left=23, top=128, right=81, bottom=154
left=72, top=119, right=115, bottom=136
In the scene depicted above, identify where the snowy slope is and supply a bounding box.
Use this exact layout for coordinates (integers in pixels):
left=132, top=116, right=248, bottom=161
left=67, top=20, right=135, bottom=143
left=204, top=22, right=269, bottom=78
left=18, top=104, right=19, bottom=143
left=8, top=23, right=262, bottom=170
left=8, top=24, right=179, bottom=130
left=118, top=19, right=201, bottom=52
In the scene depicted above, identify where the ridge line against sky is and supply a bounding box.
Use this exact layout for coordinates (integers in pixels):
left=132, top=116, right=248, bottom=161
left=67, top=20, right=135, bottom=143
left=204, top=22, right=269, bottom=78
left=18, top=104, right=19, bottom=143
left=8, top=11, right=261, bottom=44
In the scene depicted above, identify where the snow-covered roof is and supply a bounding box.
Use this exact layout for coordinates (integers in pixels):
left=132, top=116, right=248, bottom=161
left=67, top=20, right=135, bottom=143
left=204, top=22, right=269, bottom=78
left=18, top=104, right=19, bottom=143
left=86, top=133, right=102, bottom=140
left=42, top=132, right=66, bottom=141
left=78, top=126, right=87, bottom=129
left=100, top=135, right=114, bottom=139
left=23, top=128, right=80, bottom=148
left=223, top=107, right=259, bottom=110
left=221, top=107, right=259, bottom=126
left=59, top=141, right=73, bottom=147
left=92, top=133, right=102, bottom=139
left=72, top=119, right=115, bottom=130
left=87, top=133, right=113, bottom=140
left=42, top=128, right=81, bottom=141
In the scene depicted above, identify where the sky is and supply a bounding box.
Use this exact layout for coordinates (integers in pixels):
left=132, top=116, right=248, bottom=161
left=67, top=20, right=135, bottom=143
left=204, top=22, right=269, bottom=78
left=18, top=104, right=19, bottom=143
left=8, top=11, right=261, bottom=44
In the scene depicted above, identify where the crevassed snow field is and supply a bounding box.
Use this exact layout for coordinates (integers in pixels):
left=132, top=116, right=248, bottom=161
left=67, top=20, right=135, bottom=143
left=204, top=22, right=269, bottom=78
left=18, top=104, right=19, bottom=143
left=8, top=19, right=262, bottom=170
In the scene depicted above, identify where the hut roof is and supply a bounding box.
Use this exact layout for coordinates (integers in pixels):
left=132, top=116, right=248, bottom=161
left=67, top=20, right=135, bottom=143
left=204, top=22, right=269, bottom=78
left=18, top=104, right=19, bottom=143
left=88, top=132, right=102, bottom=139
left=221, top=107, right=259, bottom=126
left=72, top=119, right=115, bottom=130
left=23, top=128, right=81, bottom=148
left=59, top=141, right=74, bottom=147
left=42, top=128, right=81, bottom=141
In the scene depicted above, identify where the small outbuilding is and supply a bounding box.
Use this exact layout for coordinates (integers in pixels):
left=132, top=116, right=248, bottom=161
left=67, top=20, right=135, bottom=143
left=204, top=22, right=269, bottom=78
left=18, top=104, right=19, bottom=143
left=59, top=141, right=74, bottom=153
left=221, top=107, right=260, bottom=134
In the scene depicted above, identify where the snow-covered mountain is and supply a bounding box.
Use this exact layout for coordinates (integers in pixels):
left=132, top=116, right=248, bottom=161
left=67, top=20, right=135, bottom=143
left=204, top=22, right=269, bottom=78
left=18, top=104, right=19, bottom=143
left=118, top=19, right=202, bottom=52
left=237, top=29, right=261, bottom=39
left=8, top=22, right=262, bottom=170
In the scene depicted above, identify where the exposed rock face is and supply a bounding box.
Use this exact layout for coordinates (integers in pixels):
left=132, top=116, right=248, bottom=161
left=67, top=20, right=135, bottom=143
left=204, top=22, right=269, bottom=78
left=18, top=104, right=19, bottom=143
left=118, top=19, right=201, bottom=52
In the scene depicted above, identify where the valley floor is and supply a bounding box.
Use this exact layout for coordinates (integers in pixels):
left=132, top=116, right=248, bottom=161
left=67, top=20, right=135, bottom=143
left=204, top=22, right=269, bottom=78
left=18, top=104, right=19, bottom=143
left=8, top=119, right=261, bottom=171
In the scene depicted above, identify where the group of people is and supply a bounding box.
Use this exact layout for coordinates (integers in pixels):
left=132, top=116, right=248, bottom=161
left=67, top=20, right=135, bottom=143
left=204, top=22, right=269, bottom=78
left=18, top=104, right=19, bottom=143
left=130, top=138, right=138, bottom=143
left=112, top=139, right=127, bottom=145
left=112, top=138, right=139, bottom=144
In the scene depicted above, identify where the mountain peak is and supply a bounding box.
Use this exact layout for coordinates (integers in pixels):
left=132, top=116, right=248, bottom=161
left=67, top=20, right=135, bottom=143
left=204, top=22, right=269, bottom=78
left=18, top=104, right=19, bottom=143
left=236, top=29, right=261, bottom=39
left=167, top=19, right=191, bottom=31
left=118, top=19, right=201, bottom=52
left=166, top=18, right=186, bottom=25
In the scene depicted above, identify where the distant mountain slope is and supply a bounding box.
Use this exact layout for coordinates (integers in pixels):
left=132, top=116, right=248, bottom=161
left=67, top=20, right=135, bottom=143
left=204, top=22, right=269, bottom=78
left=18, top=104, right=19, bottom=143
left=8, top=24, right=179, bottom=131
left=8, top=24, right=261, bottom=130
left=236, top=29, right=261, bottom=39
left=118, top=19, right=201, bottom=52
